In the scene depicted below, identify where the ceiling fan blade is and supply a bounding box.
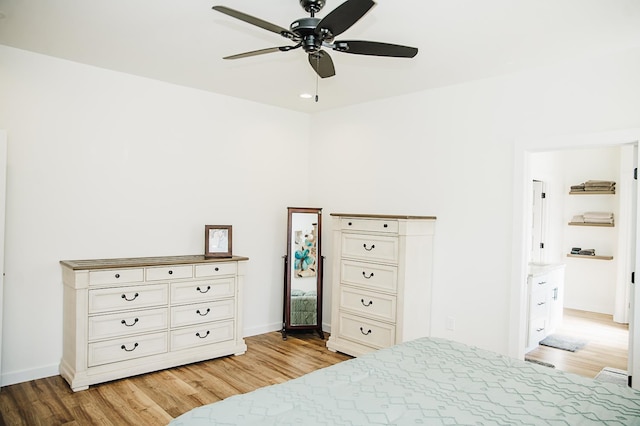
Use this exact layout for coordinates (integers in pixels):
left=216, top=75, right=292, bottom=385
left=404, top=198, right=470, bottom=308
left=317, top=0, right=375, bottom=38
left=224, top=47, right=287, bottom=60
left=333, top=40, right=418, bottom=58
left=212, top=6, right=295, bottom=39
left=308, top=51, right=336, bottom=78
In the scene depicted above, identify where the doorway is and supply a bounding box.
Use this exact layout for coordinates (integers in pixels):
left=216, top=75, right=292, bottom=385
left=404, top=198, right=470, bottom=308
left=509, top=128, right=640, bottom=390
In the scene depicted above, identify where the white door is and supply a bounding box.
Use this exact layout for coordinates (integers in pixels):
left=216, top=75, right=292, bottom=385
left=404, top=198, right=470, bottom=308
left=628, top=143, right=639, bottom=389
left=0, top=131, right=6, bottom=388
left=531, top=180, right=545, bottom=264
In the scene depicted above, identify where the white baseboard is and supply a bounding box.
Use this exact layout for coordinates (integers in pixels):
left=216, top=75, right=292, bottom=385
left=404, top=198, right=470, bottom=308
left=1, top=363, right=59, bottom=387
left=242, top=322, right=331, bottom=338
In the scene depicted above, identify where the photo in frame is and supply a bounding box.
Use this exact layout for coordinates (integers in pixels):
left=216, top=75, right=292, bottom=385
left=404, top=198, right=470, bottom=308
left=204, top=225, right=232, bottom=258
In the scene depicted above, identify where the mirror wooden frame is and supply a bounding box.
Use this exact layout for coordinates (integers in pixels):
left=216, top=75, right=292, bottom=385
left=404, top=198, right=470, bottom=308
left=282, top=207, right=323, bottom=340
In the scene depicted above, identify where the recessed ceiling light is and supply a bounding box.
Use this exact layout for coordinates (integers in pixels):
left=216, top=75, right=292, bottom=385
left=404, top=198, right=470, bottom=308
left=299, top=93, right=313, bottom=99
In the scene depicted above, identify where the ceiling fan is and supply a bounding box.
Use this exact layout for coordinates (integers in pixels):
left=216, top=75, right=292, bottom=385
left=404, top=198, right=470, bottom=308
left=212, top=0, right=418, bottom=79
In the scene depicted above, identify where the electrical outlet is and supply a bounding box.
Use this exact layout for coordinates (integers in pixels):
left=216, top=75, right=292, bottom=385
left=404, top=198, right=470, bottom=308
left=446, top=316, right=456, bottom=331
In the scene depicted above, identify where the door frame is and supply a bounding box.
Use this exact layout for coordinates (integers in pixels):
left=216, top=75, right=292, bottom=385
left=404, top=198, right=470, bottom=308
left=509, top=128, right=640, bottom=389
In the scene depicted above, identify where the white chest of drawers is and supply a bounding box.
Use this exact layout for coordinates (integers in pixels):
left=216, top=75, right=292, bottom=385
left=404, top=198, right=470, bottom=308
left=326, top=214, right=436, bottom=357
left=526, top=263, right=565, bottom=352
left=60, top=255, right=248, bottom=391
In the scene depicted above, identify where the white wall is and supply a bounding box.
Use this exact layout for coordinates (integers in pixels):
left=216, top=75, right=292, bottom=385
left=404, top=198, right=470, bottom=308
left=310, top=46, right=640, bottom=355
left=0, top=45, right=311, bottom=385
left=562, top=147, right=620, bottom=314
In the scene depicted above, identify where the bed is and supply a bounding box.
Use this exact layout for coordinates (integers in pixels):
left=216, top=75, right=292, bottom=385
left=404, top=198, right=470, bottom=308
left=290, top=289, right=317, bottom=325
left=170, top=337, right=640, bottom=425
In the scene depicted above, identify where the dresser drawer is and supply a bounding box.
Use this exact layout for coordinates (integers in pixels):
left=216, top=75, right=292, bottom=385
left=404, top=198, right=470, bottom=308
left=88, top=284, right=169, bottom=314
left=171, top=278, right=235, bottom=304
left=89, top=268, right=144, bottom=286
left=87, top=331, right=168, bottom=367
left=338, top=313, right=395, bottom=349
left=340, top=286, right=396, bottom=322
left=170, top=320, right=234, bottom=351
left=341, top=218, right=398, bottom=234
left=195, top=262, right=237, bottom=278
left=341, top=260, right=397, bottom=292
left=341, top=233, right=398, bottom=263
left=88, top=307, right=168, bottom=341
left=528, top=317, right=548, bottom=348
left=171, top=299, right=235, bottom=327
left=146, top=265, right=193, bottom=281
left=529, top=290, right=549, bottom=319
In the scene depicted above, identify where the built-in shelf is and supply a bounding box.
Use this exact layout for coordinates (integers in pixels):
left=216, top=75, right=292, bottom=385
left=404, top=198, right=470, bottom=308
left=566, top=254, right=614, bottom=260
left=568, top=222, right=614, bottom=227
left=569, top=190, right=615, bottom=195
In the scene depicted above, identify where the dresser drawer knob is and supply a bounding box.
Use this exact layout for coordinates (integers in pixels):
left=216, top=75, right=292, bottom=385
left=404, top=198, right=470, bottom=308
left=121, top=342, right=139, bottom=352
left=196, top=286, right=211, bottom=294
left=215, top=267, right=219, bottom=271
left=362, top=271, right=374, bottom=279
left=537, top=281, right=547, bottom=285
left=537, top=302, right=546, bottom=306
left=121, top=292, right=139, bottom=302
left=121, top=318, right=139, bottom=327
left=383, top=223, right=388, bottom=228
left=361, top=299, right=373, bottom=307
left=363, top=244, right=375, bottom=251
left=196, top=330, right=210, bottom=339
left=168, top=270, right=173, bottom=275
left=196, top=308, right=211, bottom=316
left=359, top=327, right=372, bottom=335
left=115, top=273, right=120, bottom=279
left=348, top=222, right=353, bottom=226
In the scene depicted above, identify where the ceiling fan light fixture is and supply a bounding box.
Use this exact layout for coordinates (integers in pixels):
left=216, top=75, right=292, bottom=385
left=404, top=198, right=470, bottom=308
left=299, top=93, right=313, bottom=99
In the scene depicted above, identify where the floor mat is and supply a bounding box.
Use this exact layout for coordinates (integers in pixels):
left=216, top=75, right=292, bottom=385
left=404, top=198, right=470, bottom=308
left=539, top=334, right=587, bottom=352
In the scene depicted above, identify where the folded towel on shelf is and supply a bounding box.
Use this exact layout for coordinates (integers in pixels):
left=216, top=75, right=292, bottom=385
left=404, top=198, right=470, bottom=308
left=585, top=218, right=614, bottom=224
left=571, top=184, right=585, bottom=190
left=584, top=211, right=613, bottom=219
left=571, top=215, right=585, bottom=223
left=578, top=249, right=596, bottom=256
left=584, top=180, right=616, bottom=187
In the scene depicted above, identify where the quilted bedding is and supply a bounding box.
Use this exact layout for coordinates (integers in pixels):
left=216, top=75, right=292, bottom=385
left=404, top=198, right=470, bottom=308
left=170, top=337, right=640, bottom=425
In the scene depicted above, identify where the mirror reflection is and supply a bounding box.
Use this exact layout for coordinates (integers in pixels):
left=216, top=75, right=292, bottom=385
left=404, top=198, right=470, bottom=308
left=282, top=207, right=323, bottom=339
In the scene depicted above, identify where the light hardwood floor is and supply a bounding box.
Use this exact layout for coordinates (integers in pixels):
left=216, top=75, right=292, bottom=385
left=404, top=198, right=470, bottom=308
left=0, top=311, right=629, bottom=425
left=0, top=332, right=350, bottom=426
left=525, top=308, right=629, bottom=379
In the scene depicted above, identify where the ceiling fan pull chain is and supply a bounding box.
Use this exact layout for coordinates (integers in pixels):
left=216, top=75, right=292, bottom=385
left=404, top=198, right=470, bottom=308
left=315, top=56, right=320, bottom=102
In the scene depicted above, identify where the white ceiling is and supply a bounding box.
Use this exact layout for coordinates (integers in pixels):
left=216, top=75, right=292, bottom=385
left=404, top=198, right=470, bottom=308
left=1, top=0, right=640, bottom=113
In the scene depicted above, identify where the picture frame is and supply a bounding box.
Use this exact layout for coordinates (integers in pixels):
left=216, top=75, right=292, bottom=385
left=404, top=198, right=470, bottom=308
left=204, top=225, right=232, bottom=258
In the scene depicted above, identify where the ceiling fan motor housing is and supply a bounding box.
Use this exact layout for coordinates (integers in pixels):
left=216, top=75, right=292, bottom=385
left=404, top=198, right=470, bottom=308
left=290, top=17, right=324, bottom=52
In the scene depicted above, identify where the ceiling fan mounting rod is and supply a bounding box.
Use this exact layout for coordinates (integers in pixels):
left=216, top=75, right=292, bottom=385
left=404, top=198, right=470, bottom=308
left=300, top=0, right=325, bottom=15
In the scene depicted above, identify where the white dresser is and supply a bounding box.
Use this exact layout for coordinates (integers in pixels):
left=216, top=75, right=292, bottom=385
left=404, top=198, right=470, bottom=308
left=60, top=255, right=248, bottom=391
left=526, top=263, right=565, bottom=352
left=326, top=214, right=436, bottom=357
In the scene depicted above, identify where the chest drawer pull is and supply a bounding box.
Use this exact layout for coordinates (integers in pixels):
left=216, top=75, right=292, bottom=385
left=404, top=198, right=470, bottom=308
left=115, top=273, right=120, bottom=279
left=362, top=271, right=374, bottom=279
left=360, top=327, right=372, bottom=335
left=363, top=244, right=375, bottom=251
left=537, top=281, right=547, bottom=285
left=361, top=299, right=373, bottom=307
left=537, top=302, right=546, bottom=306
left=168, top=270, right=173, bottom=275
left=196, top=308, right=211, bottom=316
left=121, top=292, right=139, bottom=302
left=196, top=330, right=210, bottom=339
left=121, top=342, right=139, bottom=352
left=196, top=285, right=211, bottom=294
left=121, top=318, right=139, bottom=327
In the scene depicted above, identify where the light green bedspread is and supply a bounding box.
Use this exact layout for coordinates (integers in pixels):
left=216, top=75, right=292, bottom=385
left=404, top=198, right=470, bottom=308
left=170, top=337, right=640, bottom=425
